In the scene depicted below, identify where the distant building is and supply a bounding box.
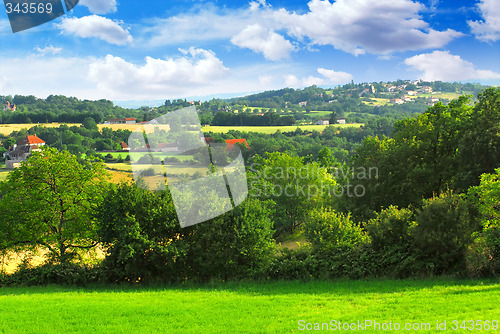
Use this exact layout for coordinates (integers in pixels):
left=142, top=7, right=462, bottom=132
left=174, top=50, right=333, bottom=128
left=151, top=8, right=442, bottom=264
left=3, top=101, right=16, bottom=111
left=390, top=98, right=404, bottom=104
left=419, top=86, right=433, bottom=93
left=337, top=118, right=346, bottom=125
left=298, top=101, right=308, bottom=107
left=106, top=118, right=136, bottom=124
left=315, top=119, right=330, bottom=125
left=4, top=134, right=45, bottom=169
left=225, top=139, right=250, bottom=151
left=120, top=142, right=130, bottom=151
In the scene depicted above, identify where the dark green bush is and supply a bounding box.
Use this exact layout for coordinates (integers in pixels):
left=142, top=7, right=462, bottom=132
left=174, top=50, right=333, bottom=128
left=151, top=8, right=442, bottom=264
left=305, top=208, right=368, bottom=252
left=0, top=263, right=102, bottom=287
left=412, top=192, right=480, bottom=275
left=185, top=198, right=276, bottom=281
left=96, top=183, right=188, bottom=283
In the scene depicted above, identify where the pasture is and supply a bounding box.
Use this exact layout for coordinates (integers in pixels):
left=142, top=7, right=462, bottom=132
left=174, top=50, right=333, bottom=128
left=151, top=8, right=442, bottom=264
left=0, top=279, right=498, bottom=333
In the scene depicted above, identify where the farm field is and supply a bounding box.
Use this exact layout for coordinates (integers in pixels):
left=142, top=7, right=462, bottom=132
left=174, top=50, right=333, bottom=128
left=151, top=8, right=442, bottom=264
left=203, top=124, right=362, bottom=134
left=0, top=123, right=80, bottom=136
left=362, top=98, right=391, bottom=106
left=0, top=279, right=498, bottom=333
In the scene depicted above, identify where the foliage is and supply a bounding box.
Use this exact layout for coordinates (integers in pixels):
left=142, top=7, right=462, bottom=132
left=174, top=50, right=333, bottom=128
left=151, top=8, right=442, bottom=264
left=305, top=208, right=368, bottom=252
left=0, top=147, right=108, bottom=264
left=412, top=192, right=480, bottom=275
left=96, top=183, right=187, bottom=283
left=366, top=206, right=415, bottom=251
left=249, top=152, right=335, bottom=234
left=185, top=198, right=276, bottom=280
left=467, top=169, right=500, bottom=276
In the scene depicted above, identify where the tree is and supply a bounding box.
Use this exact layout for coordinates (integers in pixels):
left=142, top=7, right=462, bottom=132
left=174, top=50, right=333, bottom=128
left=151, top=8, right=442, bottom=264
left=82, top=116, right=98, bottom=131
left=0, top=147, right=108, bottom=263
left=249, top=152, right=335, bottom=235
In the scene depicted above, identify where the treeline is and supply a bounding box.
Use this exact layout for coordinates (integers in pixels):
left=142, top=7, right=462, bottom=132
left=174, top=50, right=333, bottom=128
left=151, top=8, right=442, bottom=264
left=0, top=95, right=138, bottom=124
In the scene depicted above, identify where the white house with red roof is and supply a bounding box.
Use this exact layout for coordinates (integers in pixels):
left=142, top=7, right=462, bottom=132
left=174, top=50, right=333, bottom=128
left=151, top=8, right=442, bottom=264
left=4, top=134, right=45, bottom=169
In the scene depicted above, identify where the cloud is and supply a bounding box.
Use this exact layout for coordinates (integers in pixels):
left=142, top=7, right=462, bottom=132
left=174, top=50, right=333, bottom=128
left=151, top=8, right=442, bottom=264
left=88, top=48, right=229, bottom=98
left=404, top=50, right=500, bottom=81
left=56, top=15, right=133, bottom=45
left=0, top=56, right=97, bottom=98
left=34, top=45, right=63, bottom=56
left=79, top=0, right=117, bottom=14
left=285, top=67, right=353, bottom=88
left=231, top=24, right=295, bottom=61
left=274, top=0, right=462, bottom=55
left=317, top=68, right=354, bottom=84
left=468, top=0, right=500, bottom=42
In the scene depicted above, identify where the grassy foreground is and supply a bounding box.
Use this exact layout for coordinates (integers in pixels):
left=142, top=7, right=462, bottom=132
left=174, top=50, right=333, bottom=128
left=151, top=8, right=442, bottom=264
left=0, top=279, right=498, bottom=333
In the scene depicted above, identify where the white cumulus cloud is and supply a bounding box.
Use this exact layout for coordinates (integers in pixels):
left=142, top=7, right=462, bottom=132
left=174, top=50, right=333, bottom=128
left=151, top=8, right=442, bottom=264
left=285, top=67, right=353, bottom=88
left=231, top=24, right=295, bottom=61
left=404, top=50, right=500, bottom=81
left=88, top=48, right=229, bottom=98
left=317, top=68, right=353, bottom=84
left=274, top=0, right=462, bottom=55
left=79, top=0, right=117, bottom=14
left=468, top=0, right=500, bottom=42
left=56, top=15, right=133, bottom=45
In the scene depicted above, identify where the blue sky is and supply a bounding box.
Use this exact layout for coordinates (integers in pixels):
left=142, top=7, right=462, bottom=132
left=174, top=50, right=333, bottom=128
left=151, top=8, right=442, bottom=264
left=0, top=0, right=499, bottom=102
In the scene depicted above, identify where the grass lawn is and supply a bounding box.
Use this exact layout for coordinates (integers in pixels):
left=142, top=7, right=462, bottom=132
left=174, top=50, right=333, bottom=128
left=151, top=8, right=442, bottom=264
left=0, top=279, right=498, bottom=333
left=203, top=124, right=362, bottom=134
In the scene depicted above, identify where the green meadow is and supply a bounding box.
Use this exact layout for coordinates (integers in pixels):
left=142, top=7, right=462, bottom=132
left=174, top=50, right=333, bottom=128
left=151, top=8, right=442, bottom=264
left=0, top=279, right=498, bottom=333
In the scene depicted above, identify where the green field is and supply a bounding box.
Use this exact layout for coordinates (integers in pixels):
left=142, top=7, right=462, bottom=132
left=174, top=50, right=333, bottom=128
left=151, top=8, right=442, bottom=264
left=203, top=124, right=362, bottom=134
left=0, top=279, right=498, bottom=333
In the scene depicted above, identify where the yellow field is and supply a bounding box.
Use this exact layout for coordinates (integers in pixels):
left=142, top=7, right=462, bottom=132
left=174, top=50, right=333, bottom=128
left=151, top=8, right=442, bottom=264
left=0, top=123, right=80, bottom=136
left=202, top=124, right=362, bottom=134
left=362, top=98, right=391, bottom=106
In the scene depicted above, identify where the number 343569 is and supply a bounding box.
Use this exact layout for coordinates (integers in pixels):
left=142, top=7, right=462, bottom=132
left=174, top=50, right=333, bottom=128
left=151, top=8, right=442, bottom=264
left=5, top=2, right=53, bottom=14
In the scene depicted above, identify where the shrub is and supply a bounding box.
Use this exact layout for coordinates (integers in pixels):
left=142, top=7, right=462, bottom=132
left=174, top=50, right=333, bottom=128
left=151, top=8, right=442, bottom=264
left=366, top=206, right=419, bottom=277
left=185, top=198, right=276, bottom=281
left=0, top=263, right=103, bottom=287
left=96, top=183, right=188, bottom=283
left=305, top=208, right=368, bottom=252
left=412, top=192, right=480, bottom=275
left=366, top=206, right=415, bottom=251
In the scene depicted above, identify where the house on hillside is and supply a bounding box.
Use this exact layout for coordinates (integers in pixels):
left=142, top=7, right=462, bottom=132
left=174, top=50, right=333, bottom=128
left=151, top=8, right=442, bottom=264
left=298, top=101, right=308, bottom=107
left=106, top=118, right=136, bottom=124
left=4, top=134, right=45, bottom=169
left=390, top=98, right=404, bottom=104
left=315, top=119, right=330, bottom=125
left=337, top=118, right=346, bottom=124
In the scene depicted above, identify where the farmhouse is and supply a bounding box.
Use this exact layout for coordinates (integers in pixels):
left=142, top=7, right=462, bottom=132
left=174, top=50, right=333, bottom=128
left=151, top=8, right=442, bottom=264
left=225, top=139, right=250, bottom=151
left=390, top=98, right=404, bottom=104
left=106, top=118, right=136, bottom=124
left=337, top=118, right=346, bottom=125
left=315, top=119, right=330, bottom=125
left=120, top=142, right=130, bottom=151
left=298, top=101, right=308, bottom=107
left=4, top=134, right=45, bottom=169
